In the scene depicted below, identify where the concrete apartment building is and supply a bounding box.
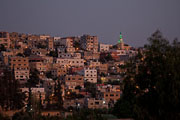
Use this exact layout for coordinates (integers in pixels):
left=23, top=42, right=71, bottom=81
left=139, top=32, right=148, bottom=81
left=60, top=37, right=74, bottom=48
left=83, top=52, right=100, bottom=60
left=40, top=35, right=50, bottom=40
left=80, top=35, right=98, bottom=53
left=0, top=32, right=11, bottom=48
left=97, top=84, right=121, bottom=93
left=63, top=98, right=84, bottom=109
left=47, top=37, right=54, bottom=50
left=99, top=63, right=108, bottom=74
left=15, top=69, right=29, bottom=81
left=10, top=56, right=29, bottom=81
left=103, top=91, right=121, bottom=103
left=99, top=44, right=110, bottom=52
left=84, top=68, right=97, bottom=83
left=56, top=58, right=84, bottom=67
left=10, top=56, right=29, bottom=70
left=51, top=66, right=67, bottom=77
left=86, top=98, right=108, bottom=109
left=58, top=37, right=75, bottom=53
left=58, top=53, right=81, bottom=59
left=89, top=60, right=100, bottom=68
left=63, top=75, right=84, bottom=90
left=32, top=48, right=48, bottom=56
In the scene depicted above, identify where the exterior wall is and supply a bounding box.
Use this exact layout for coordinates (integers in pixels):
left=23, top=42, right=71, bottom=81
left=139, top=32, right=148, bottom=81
left=42, top=56, right=54, bottom=64
left=1, top=51, right=13, bottom=65
left=66, top=47, right=75, bottom=53
left=99, top=44, right=109, bottom=52
left=84, top=68, right=97, bottom=83
left=40, top=35, right=50, bottom=40
left=32, top=48, right=48, bottom=56
left=80, top=35, right=98, bottom=53
left=10, top=56, right=29, bottom=70
left=97, top=85, right=121, bottom=93
left=60, top=38, right=73, bottom=48
left=63, top=99, right=84, bottom=109
left=58, top=53, right=81, bottom=59
left=56, top=58, right=84, bottom=67
left=0, top=32, right=10, bottom=48
left=103, top=92, right=121, bottom=103
left=35, top=62, right=48, bottom=72
left=89, top=60, right=100, bottom=68
left=99, top=63, right=108, bottom=74
left=64, top=75, right=84, bottom=90
left=84, top=52, right=100, bottom=60
left=51, top=66, right=67, bottom=77
left=48, top=37, right=54, bottom=50
left=15, top=69, right=29, bottom=80
left=87, top=98, right=108, bottom=109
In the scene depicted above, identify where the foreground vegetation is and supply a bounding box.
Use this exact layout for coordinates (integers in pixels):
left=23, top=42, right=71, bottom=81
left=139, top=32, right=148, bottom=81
left=112, top=30, right=180, bottom=120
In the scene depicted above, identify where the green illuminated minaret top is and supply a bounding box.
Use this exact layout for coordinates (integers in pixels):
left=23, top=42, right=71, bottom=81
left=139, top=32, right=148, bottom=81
left=118, top=32, right=123, bottom=43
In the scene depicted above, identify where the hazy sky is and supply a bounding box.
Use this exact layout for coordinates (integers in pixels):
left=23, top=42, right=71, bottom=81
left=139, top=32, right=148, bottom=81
left=0, top=0, right=180, bottom=47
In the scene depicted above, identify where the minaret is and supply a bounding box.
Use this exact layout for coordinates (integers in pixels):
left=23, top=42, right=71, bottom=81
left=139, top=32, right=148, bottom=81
left=117, top=32, right=124, bottom=50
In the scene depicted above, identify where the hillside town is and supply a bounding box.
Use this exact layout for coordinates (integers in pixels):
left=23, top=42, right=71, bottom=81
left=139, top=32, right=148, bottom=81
left=0, top=31, right=137, bottom=117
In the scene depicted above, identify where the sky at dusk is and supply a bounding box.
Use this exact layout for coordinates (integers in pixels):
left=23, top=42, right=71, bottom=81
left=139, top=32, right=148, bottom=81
left=0, top=0, right=180, bottom=47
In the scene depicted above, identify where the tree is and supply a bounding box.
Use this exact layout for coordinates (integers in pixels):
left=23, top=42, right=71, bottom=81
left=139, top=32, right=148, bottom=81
left=65, top=108, right=106, bottom=120
left=113, top=30, right=180, bottom=119
left=75, top=85, right=82, bottom=90
left=48, top=50, right=58, bottom=57
left=23, top=48, right=32, bottom=57
left=0, top=44, right=6, bottom=52
left=0, top=68, right=26, bottom=110
left=53, top=80, right=63, bottom=110
left=27, top=69, right=40, bottom=87
left=46, top=71, right=53, bottom=78
left=84, top=82, right=97, bottom=98
left=16, top=53, right=24, bottom=57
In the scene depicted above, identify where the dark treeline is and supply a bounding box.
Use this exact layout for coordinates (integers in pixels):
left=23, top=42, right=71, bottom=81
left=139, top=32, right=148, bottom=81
left=112, top=30, right=180, bottom=120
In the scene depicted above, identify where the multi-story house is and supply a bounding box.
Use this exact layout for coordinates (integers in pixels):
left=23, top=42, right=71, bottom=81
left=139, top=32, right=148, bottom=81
left=51, top=66, right=67, bottom=77
left=85, top=98, right=108, bottom=109
left=89, top=60, right=100, bottom=68
left=10, top=56, right=29, bottom=70
left=0, top=32, right=11, bottom=49
left=99, top=44, right=110, bottom=52
left=103, top=91, right=121, bottom=103
left=63, top=98, right=84, bottom=110
left=10, top=56, right=29, bottom=82
left=99, top=63, right=108, bottom=74
left=40, top=35, right=50, bottom=40
left=83, top=52, right=100, bottom=60
left=80, top=35, right=98, bottom=53
left=58, top=53, right=81, bottom=59
left=56, top=58, right=84, bottom=67
left=32, top=48, right=48, bottom=56
left=47, top=37, right=54, bottom=50
left=84, top=68, right=97, bottom=83
left=63, top=75, right=84, bottom=90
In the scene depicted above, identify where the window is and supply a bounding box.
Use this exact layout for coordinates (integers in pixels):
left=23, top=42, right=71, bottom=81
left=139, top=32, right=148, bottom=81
left=95, top=102, right=99, bottom=105
left=110, top=94, right=114, bottom=96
